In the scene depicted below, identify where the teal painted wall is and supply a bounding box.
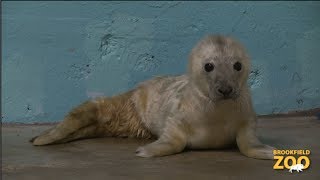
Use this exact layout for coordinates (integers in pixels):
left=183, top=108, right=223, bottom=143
left=2, top=1, right=320, bottom=123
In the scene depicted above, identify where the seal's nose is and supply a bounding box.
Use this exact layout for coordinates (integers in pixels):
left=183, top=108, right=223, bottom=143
left=217, top=86, right=233, bottom=97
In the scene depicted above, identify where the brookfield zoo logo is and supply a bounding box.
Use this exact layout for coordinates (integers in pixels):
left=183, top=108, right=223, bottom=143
left=273, top=149, right=311, bottom=173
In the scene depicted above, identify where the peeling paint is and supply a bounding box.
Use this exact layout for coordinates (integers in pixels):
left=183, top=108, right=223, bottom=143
left=67, top=63, right=92, bottom=80
left=133, top=53, right=160, bottom=72
left=248, top=69, right=262, bottom=89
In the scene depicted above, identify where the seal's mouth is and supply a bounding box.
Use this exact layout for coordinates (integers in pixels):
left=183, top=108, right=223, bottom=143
left=221, top=95, right=235, bottom=100
left=218, top=94, right=239, bottom=101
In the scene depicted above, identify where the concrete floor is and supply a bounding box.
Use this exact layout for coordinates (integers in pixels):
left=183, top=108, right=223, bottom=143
left=2, top=116, right=320, bottom=180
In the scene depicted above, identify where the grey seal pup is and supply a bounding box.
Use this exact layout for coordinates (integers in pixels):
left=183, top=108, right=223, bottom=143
left=31, top=35, right=275, bottom=159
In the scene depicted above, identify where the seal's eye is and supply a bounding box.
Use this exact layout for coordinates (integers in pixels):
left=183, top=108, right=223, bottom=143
left=204, top=63, right=214, bottom=72
left=233, top=62, right=242, bottom=71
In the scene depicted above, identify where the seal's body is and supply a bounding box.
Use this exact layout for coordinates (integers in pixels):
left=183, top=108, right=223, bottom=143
left=31, top=35, right=275, bottom=159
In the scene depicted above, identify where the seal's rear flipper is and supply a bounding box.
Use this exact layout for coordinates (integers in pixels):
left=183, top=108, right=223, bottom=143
left=30, top=91, right=153, bottom=146
left=30, top=127, right=55, bottom=143
left=30, top=101, right=99, bottom=146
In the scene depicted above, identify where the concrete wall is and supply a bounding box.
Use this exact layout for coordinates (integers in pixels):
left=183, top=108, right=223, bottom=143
left=2, top=1, right=320, bottom=123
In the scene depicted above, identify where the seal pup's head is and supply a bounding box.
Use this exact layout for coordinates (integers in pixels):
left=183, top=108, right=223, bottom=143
left=188, top=35, right=250, bottom=101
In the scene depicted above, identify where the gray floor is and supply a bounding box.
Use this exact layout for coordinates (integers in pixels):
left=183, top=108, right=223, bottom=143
left=2, top=116, right=320, bottom=180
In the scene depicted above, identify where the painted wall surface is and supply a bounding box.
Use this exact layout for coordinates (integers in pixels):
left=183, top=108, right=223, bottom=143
left=2, top=1, right=320, bottom=123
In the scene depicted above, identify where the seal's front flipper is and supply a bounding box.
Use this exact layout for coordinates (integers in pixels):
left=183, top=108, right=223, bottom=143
left=236, top=124, right=275, bottom=160
left=136, top=120, right=187, bottom=158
